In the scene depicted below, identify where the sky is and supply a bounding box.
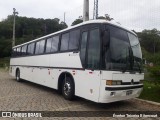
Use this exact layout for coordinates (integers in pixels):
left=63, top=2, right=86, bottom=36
left=0, top=0, right=160, bottom=32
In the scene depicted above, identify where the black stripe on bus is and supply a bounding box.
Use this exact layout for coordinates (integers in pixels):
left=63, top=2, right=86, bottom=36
left=105, top=85, right=143, bottom=91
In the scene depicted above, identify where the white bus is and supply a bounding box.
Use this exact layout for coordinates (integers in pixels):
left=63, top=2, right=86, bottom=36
left=10, top=20, right=144, bottom=103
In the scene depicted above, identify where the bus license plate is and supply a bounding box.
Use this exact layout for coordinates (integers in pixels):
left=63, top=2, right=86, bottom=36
left=126, top=90, right=133, bottom=96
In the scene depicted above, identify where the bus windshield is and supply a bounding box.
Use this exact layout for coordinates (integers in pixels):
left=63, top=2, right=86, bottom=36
left=104, top=25, right=143, bottom=72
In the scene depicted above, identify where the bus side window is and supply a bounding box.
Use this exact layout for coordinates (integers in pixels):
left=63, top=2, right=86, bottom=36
left=69, top=29, right=80, bottom=50
left=12, top=48, right=16, bottom=57
left=17, top=47, right=21, bottom=57
left=21, top=45, right=27, bottom=56
left=80, top=31, right=88, bottom=68
left=27, top=43, right=35, bottom=55
left=46, top=35, right=59, bottom=53
left=46, top=37, right=52, bottom=53
left=60, top=33, right=69, bottom=51
left=35, top=39, right=45, bottom=54
left=51, top=35, right=59, bottom=52
left=87, top=28, right=100, bottom=69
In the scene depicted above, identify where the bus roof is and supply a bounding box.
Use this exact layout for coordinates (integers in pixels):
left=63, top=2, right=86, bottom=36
left=13, top=20, right=136, bottom=48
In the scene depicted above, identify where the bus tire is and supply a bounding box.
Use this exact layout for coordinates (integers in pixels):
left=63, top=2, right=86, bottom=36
left=62, top=77, right=75, bottom=100
left=16, top=69, right=21, bottom=82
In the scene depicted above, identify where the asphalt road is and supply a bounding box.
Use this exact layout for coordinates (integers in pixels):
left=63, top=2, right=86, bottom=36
left=0, top=70, right=159, bottom=120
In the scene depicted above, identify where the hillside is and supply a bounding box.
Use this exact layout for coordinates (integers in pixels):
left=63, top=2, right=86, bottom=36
left=0, top=15, right=67, bottom=58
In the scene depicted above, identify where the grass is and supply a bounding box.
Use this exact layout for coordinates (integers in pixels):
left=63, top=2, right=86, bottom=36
left=139, top=73, right=160, bottom=103
left=144, top=71, right=160, bottom=80
left=139, top=80, right=160, bottom=103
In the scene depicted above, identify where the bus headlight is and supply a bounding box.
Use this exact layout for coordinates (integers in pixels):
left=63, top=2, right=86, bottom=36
left=106, top=80, right=122, bottom=85
left=106, top=80, right=112, bottom=85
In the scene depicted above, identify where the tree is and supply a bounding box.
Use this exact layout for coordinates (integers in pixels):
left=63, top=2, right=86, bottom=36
left=0, top=15, right=68, bottom=58
left=98, top=14, right=114, bottom=21
left=71, top=16, right=83, bottom=26
left=59, top=21, right=68, bottom=29
left=138, top=29, right=160, bottom=54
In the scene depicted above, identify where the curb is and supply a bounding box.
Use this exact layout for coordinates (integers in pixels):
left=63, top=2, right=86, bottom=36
left=134, top=98, right=160, bottom=106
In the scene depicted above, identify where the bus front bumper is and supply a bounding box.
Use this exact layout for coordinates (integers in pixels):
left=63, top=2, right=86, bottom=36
left=98, top=84, right=143, bottom=103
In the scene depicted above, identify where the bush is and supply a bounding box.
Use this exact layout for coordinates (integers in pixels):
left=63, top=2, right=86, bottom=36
left=139, top=80, right=160, bottom=102
left=148, top=53, right=160, bottom=65
left=0, top=58, right=10, bottom=68
left=147, top=66, right=160, bottom=80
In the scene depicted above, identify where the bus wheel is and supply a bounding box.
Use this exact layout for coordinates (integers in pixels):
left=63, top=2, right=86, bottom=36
left=16, top=69, right=21, bottom=82
left=62, top=77, right=74, bottom=100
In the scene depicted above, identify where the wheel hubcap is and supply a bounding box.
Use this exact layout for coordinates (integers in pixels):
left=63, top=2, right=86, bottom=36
left=64, top=82, right=71, bottom=96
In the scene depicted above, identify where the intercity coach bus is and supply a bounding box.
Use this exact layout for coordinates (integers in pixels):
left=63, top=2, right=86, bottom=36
left=10, top=20, right=144, bottom=103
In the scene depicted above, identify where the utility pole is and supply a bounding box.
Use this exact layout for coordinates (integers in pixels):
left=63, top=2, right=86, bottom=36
left=93, top=0, right=98, bottom=19
left=64, top=12, right=66, bottom=23
left=83, top=0, right=89, bottom=22
left=12, top=8, right=18, bottom=47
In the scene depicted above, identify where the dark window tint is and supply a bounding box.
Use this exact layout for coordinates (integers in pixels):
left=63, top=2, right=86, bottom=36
left=109, top=26, right=130, bottom=62
left=80, top=32, right=88, bottom=67
left=12, top=48, right=17, bottom=57
left=46, top=38, right=52, bottom=53
left=21, top=45, right=27, bottom=55
left=27, top=42, right=35, bottom=55
left=17, top=47, right=21, bottom=56
left=35, top=39, right=45, bottom=54
left=60, top=33, right=69, bottom=51
left=110, top=26, right=129, bottom=42
left=46, top=35, right=59, bottom=53
left=51, top=36, right=59, bottom=52
left=69, top=30, right=80, bottom=50
left=87, top=29, right=100, bottom=69
left=104, top=25, right=130, bottom=70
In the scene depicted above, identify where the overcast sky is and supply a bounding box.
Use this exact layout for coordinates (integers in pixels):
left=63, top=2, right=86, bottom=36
left=0, top=0, right=160, bottom=32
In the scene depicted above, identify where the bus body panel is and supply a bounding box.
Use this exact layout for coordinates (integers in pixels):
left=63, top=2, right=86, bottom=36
left=112, top=73, right=144, bottom=82
left=10, top=66, right=61, bottom=89
left=98, top=71, right=144, bottom=103
left=74, top=70, right=101, bottom=102
left=10, top=51, right=83, bottom=90
left=49, top=52, right=82, bottom=68
left=99, top=86, right=142, bottom=103
left=10, top=65, right=101, bottom=102
left=10, top=53, right=82, bottom=69
left=10, top=55, right=50, bottom=67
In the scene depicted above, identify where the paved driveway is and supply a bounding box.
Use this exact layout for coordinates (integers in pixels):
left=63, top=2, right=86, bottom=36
left=0, top=70, right=159, bottom=120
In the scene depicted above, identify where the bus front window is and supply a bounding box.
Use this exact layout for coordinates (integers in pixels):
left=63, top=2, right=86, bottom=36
left=128, top=32, right=143, bottom=72
left=104, top=25, right=143, bottom=72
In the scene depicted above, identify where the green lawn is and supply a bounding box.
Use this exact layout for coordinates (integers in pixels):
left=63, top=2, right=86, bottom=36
left=139, top=80, right=160, bottom=103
